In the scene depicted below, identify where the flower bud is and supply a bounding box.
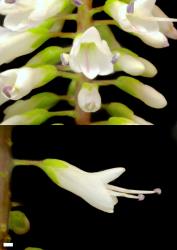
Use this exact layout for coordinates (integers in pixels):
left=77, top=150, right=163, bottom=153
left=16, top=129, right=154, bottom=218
left=78, top=83, right=101, bottom=112
left=115, top=76, right=167, bottom=108
left=104, top=102, right=152, bottom=125
left=26, top=46, right=64, bottom=67
left=3, top=92, right=60, bottom=120
left=1, top=109, right=51, bottom=125
left=9, top=211, right=30, bottom=235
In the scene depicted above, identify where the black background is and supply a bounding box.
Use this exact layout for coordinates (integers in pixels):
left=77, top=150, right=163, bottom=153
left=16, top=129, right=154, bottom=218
left=10, top=126, right=176, bottom=250
left=0, top=0, right=177, bottom=125
left=0, top=0, right=177, bottom=249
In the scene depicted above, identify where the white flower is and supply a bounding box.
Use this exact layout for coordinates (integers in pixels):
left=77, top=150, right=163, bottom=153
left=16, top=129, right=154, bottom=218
left=0, top=27, right=49, bottom=66
left=69, top=27, right=114, bottom=79
left=78, top=83, right=101, bottom=112
left=0, top=65, right=58, bottom=105
left=0, top=0, right=69, bottom=31
left=105, top=0, right=177, bottom=48
left=39, top=159, right=161, bottom=213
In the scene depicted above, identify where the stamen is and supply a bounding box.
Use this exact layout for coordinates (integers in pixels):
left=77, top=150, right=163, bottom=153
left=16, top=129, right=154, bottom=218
left=111, top=53, right=120, bottom=64
left=154, top=188, right=162, bottom=195
left=107, top=184, right=161, bottom=195
left=127, top=14, right=177, bottom=22
left=138, top=194, right=145, bottom=201
left=127, top=0, right=135, bottom=14
left=60, top=53, right=70, bottom=66
left=73, top=0, right=83, bottom=7
left=109, top=190, right=142, bottom=200
left=2, top=85, right=13, bottom=98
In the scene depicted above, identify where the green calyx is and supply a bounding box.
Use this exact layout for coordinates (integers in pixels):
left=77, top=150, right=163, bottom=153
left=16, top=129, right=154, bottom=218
left=36, top=65, right=59, bottom=88
left=26, top=46, right=63, bottom=67
left=104, top=102, right=134, bottom=119
left=4, top=92, right=60, bottom=119
left=37, top=159, right=68, bottom=186
left=115, top=76, right=141, bottom=98
left=108, top=117, right=137, bottom=125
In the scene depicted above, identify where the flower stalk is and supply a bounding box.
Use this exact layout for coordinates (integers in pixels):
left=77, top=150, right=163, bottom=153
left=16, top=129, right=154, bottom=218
left=75, top=0, right=94, bottom=124
left=0, top=127, right=13, bottom=250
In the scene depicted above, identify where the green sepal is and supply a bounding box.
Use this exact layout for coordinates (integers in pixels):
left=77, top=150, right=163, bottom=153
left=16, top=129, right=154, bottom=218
left=115, top=76, right=142, bottom=98
left=36, top=65, right=59, bottom=88
left=26, top=46, right=64, bottom=67
left=108, top=117, right=137, bottom=125
left=104, top=102, right=134, bottom=119
left=4, top=92, right=60, bottom=119
left=38, top=159, right=68, bottom=186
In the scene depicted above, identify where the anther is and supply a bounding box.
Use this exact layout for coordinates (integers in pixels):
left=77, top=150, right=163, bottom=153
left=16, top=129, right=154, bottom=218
left=154, top=188, right=162, bottom=195
left=73, top=0, right=83, bottom=7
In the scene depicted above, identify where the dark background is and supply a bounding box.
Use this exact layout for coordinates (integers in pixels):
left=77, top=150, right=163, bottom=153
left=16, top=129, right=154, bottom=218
left=0, top=0, right=177, bottom=125
left=10, top=126, right=176, bottom=250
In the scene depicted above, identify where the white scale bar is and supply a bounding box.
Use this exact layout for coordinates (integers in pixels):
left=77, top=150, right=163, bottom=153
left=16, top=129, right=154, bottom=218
left=3, top=243, right=13, bottom=247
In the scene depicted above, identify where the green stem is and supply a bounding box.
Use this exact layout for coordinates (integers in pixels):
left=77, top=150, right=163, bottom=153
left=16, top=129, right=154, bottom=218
left=56, top=13, right=77, bottom=20
left=57, top=70, right=79, bottom=80
left=0, top=127, right=13, bottom=250
left=50, top=32, right=76, bottom=39
left=13, top=159, right=40, bottom=167
left=49, top=110, right=75, bottom=118
left=94, top=20, right=117, bottom=26
left=90, top=6, right=104, bottom=16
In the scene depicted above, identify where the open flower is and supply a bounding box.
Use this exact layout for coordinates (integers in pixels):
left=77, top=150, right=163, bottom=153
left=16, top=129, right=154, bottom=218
left=105, top=0, right=177, bottom=48
left=0, top=0, right=69, bottom=31
left=0, top=65, right=58, bottom=105
left=36, top=159, right=161, bottom=213
left=69, top=27, right=114, bottom=79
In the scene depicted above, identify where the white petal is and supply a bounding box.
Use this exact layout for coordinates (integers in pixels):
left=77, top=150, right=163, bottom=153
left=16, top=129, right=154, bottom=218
left=115, top=3, right=136, bottom=32
left=138, top=57, right=157, bottom=77
left=153, top=5, right=177, bottom=40
left=138, top=84, right=167, bottom=108
left=0, top=0, right=32, bottom=14
left=4, top=10, right=35, bottom=31
left=134, top=0, right=156, bottom=16
left=0, top=28, right=41, bottom=65
left=118, top=54, right=145, bottom=76
left=78, top=86, right=101, bottom=113
left=30, top=0, right=64, bottom=21
left=137, top=30, right=169, bottom=48
left=128, top=15, right=168, bottom=48
left=95, top=168, right=126, bottom=184
left=54, top=165, right=115, bottom=213
left=80, top=26, right=102, bottom=44
left=78, top=44, right=100, bottom=79
left=97, top=41, right=114, bottom=75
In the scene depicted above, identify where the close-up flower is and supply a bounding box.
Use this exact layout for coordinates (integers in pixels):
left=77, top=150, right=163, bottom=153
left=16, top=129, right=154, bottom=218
left=104, top=0, right=177, bottom=48
left=32, top=159, right=160, bottom=213
left=0, top=0, right=70, bottom=31
left=69, top=26, right=114, bottom=79
left=0, top=0, right=176, bottom=125
left=0, top=1, right=176, bottom=249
